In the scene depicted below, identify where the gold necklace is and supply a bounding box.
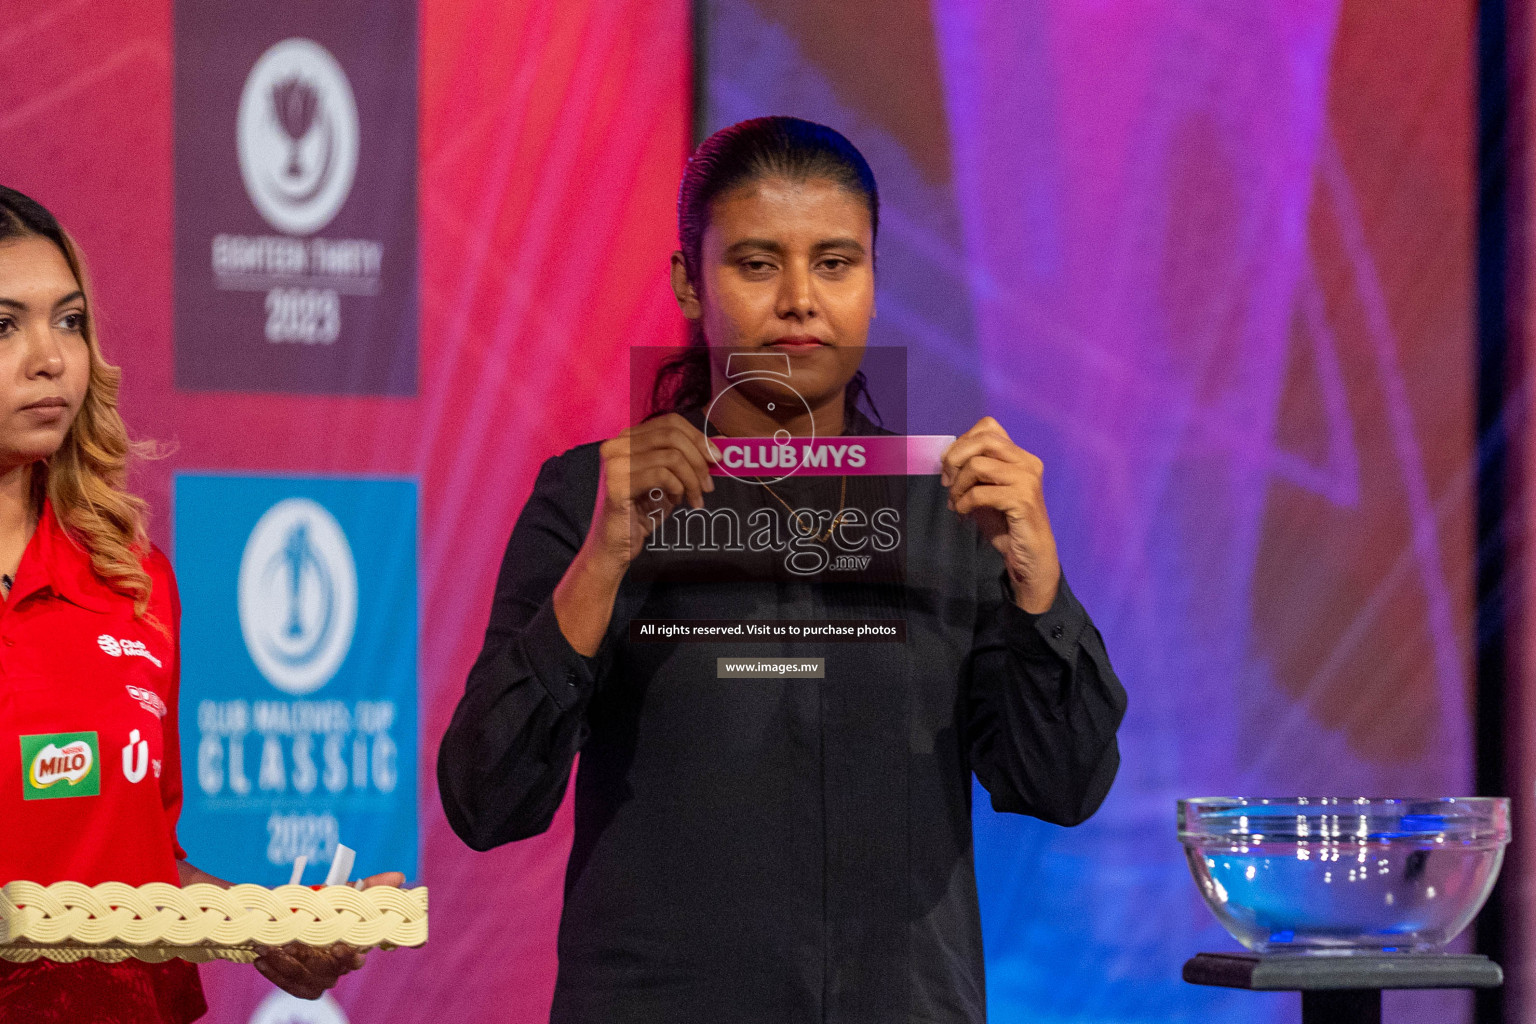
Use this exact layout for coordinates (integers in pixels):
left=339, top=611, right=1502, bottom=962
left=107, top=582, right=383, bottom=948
left=707, top=425, right=849, bottom=543
left=759, top=474, right=848, bottom=543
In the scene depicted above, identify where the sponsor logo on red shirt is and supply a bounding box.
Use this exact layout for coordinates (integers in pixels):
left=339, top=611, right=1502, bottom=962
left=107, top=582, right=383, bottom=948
left=126, top=685, right=169, bottom=718
left=98, top=633, right=164, bottom=669
left=122, top=729, right=149, bottom=784
left=21, top=732, right=100, bottom=799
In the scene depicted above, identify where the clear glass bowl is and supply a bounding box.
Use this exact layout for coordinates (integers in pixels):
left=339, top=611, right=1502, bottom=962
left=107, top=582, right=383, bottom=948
left=1179, top=797, right=1509, bottom=953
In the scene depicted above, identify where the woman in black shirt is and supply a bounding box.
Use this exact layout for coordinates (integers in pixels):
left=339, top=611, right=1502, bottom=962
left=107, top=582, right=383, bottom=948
left=437, top=117, right=1126, bottom=1024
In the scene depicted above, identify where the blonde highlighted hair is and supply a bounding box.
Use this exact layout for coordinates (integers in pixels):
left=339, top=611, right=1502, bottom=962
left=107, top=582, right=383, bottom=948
left=0, top=186, right=159, bottom=623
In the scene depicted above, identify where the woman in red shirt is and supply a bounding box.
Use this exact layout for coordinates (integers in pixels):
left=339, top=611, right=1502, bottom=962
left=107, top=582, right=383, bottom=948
left=0, top=186, right=398, bottom=1021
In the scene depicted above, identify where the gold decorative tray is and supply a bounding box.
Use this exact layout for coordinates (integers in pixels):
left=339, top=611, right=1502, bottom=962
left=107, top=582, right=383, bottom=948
left=0, top=881, right=428, bottom=963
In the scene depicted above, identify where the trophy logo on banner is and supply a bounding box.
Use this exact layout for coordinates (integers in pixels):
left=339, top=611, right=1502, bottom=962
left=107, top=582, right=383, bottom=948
left=249, top=990, right=348, bottom=1024
left=173, top=0, right=417, bottom=393
left=237, top=38, right=359, bottom=236
left=237, top=497, right=359, bottom=696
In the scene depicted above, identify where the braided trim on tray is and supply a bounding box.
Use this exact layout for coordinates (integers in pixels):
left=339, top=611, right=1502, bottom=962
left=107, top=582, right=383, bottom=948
left=0, top=942, right=262, bottom=964
left=0, top=881, right=427, bottom=959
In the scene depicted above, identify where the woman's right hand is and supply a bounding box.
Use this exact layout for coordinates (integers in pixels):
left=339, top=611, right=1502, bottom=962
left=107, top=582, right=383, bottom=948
left=586, top=413, right=719, bottom=568
left=554, top=415, right=719, bottom=657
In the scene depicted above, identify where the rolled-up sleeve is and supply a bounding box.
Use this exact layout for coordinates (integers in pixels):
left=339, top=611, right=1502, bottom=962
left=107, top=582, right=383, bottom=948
left=964, top=542, right=1127, bottom=827
left=437, top=450, right=607, bottom=851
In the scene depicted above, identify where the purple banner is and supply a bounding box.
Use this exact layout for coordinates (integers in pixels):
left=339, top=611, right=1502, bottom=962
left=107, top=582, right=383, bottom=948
left=173, top=0, right=417, bottom=395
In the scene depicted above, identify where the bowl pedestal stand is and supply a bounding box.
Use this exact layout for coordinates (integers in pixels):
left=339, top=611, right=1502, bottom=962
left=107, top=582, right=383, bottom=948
left=1183, top=952, right=1502, bottom=1024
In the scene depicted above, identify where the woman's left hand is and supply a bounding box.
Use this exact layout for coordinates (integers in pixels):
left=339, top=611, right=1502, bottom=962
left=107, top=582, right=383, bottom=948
left=942, top=417, right=1061, bottom=614
left=253, top=871, right=407, bottom=1000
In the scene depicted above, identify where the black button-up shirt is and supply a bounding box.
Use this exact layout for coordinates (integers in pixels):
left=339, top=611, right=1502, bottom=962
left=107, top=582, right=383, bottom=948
left=438, top=418, right=1127, bottom=1024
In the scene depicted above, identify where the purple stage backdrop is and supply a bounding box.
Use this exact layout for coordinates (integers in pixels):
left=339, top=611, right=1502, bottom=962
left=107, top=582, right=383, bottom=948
left=702, top=1, right=1475, bottom=1021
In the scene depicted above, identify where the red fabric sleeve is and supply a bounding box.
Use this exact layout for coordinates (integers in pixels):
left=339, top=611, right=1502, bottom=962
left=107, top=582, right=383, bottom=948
left=152, top=549, right=188, bottom=863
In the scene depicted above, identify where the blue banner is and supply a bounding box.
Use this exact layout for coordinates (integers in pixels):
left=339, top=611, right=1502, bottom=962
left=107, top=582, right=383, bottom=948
left=174, top=474, right=418, bottom=885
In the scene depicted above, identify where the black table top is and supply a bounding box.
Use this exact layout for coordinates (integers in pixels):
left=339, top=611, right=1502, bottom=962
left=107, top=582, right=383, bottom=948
left=1184, top=952, right=1503, bottom=991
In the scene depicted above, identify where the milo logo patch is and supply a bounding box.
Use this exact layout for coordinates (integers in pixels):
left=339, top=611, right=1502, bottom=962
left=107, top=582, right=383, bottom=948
left=21, top=732, right=99, bottom=800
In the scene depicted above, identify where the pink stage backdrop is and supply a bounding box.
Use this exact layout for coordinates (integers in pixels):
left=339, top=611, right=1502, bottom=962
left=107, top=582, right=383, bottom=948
left=699, top=1, right=1476, bottom=1021
left=0, top=0, right=689, bottom=1020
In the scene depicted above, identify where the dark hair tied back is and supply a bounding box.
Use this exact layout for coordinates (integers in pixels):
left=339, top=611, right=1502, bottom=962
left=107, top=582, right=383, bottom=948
left=651, top=117, right=882, bottom=426
left=0, top=186, right=69, bottom=252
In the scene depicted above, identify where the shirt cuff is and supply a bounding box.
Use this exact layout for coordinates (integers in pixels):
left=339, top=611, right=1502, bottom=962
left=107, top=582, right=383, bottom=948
left=997, top=571, right=1088, bottom=664
left=520, top=597, right=600, bottom=712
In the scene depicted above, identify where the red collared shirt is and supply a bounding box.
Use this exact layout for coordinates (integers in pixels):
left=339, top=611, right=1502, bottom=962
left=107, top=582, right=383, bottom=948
left=0, top=500, right=205, bottom=1024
